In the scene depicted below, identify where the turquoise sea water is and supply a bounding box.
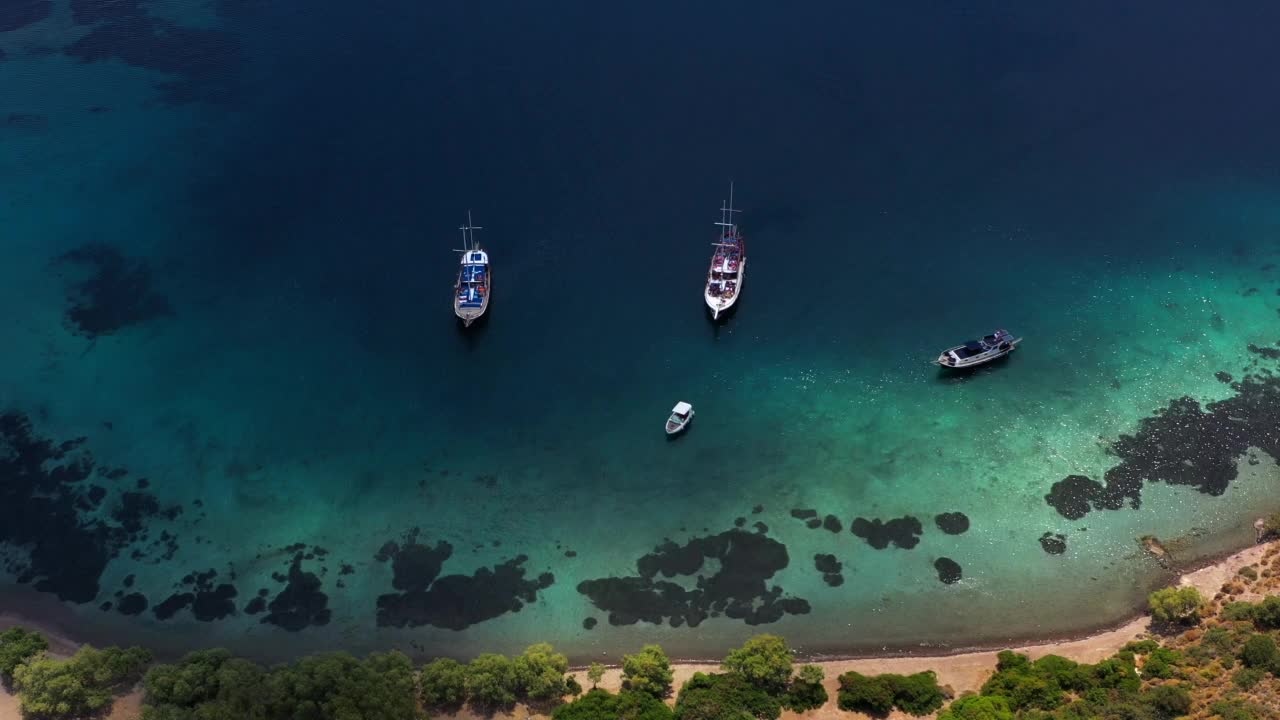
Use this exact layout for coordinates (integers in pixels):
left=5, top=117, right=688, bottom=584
left=4, top=2, right=1280, bottom=663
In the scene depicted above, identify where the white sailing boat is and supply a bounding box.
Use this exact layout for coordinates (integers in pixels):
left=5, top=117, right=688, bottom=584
left=704, top=183, right=745, bottom=320
left=453, top=212, right=490, bottom=327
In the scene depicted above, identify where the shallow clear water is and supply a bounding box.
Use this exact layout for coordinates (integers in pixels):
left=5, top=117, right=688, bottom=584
left=3, top=1, right=1280, bottom=662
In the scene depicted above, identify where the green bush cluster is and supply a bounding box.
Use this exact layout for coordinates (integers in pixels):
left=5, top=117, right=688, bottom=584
left=1221, top=596, right=1280, bottom=629
left=836, top=670, right=945, bottom=716
left=142, top=648, right=417, bottom=720
left=782, top=664, right=827, bottom=712
left=0, top=626, right=48, bottom=684
left=553, top=688, right=673, bottom=720
left=674, top=672, right=780, bottom=720
left=15, top=644, right=151, bottom=719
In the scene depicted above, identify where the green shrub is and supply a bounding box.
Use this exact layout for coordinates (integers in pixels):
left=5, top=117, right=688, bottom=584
left=1239, top=633, right=1279, bottom=670
left=0, top=627, right=48, bottom=684
left=937, top=693, right=1014, bottom=720
left=623, top=645, right=674, bottom=699
left=1239, top=566, right=1259, bottom=581
left=890, top=672, right=945, bottom=716
left=1142, top=684, right=1191, bottom=718
left=1087, top=656, right=1140, bottom=693
left=1253, top=596, right=1280, bottom=629
left=836, top=671, right=943, bottom=717
left=419, top=657, right=468, bottom=709
left=721, top=635, right=792, bottom=694
left=979, top=665, right=1061, bottom=711
left=1148, top=587, right=1204, bottom=624
left=1233, top=666, right=1266, bottom=689
left=554, top=688, right=673, bottom=720
left=15, top=645, right=151, bottom=719
left=836, top=672, right=895, bottom=715
left=1209, top=698, right=1265, bottom=720
left=588, top=662, right=607, bottom=688
left=782, top=665, right=826, bottom=712
left=1222, top=602, right=1259, bottom=623
left=1122, top=639, right=1160, bottom=654
left=466, top=653, right=520, bottom=709
left=674, top=672, right=780, bottom=720
left=1140, top=647, right=1182, bottom=679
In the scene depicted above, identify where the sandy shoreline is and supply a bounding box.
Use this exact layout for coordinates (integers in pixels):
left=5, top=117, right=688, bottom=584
left=0, top=540, right=1273, bottom=720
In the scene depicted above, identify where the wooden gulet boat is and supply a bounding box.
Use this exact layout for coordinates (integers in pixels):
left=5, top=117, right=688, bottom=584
left=453, top=212, right=490, bottom=327
left=704, top=183, right=745, bottom=320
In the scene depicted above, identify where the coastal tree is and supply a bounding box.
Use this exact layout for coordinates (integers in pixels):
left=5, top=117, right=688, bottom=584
left=674, top=672, right=780, bottom=720
left=514, top=642, right=572, bottom=701
left=0, top=626, right=48, bottom=685
left=587, top=662, right=606, bottom=688
left=721, top=634, right=792, bottom=694
left=465, top=653, right=521, bottom=709
left=782, top=664, right=827, bottom=712
left=1147, top=586, right=1205, bottom=625
left=14, top=644, right=151, bottom=719
left=889, top=671, right=947, bottom=716
left=622, top=645, right=674, bottom=698
left=419, top=658, right=468, bottom=711
left=141, top=651, right=266, bottom=718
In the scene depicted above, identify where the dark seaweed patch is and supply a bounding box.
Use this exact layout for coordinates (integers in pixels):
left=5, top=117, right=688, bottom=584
left=934, top=558, right=962, bottom=584
left=374, top=532, right=553, bottom=630
left=153, top=593, right=193, bottom=620
left=1039, top=533, right=1067, bottom=555
left=583, top=617, right=597, bottom=630
left=117, top=593, right=147, bottom=615
left=0, top=0, right=51, bottom=31
left=789, top=509, right=817, bottom=520
left=0, top=412, right=175, bottom=604
left=1043, top=362, right=1280, bottom=520
left=814, top=554, right=844, bottom=587
left=64, top=0, right=238, bottom=105
left=934, top=512, right=970, bottom=535
left=243, top=596, right=266, bottom=615
left=752, top=522, right=768, bottom=534
left=850, top=516, right=922, bottom=549
left=52, top=245, right=171, bottom=338
left=805, top=518, right=822, bottom=529
left=576, top=528, right=809, bottom=628
left=822, top=515, right=842, bottom=533
left=261, top=553, right=330, bottom=631
left=814, top=554, right=841, bottom=574
left=1215, top=371, right=1233, bottom=384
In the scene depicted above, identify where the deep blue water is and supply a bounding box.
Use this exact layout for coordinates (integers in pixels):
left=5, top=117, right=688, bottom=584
left=4, top=1, right=1280, bottom=661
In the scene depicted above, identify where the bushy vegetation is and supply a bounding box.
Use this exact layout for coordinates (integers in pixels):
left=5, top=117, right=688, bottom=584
left=937, top=693, right=1014, bottom=720
left=1148, top=586, right=1205, bottom=625
left=782, top=664, right=827, bottom=712
left=837, top=670, right=945, bottom=716
left=14, top=644, right=151, bottom=719
left=142, top=648, right=417, bottom=720
left=553, top=688, right=673, bottom=720
left=673, top=672, right=780, bottom=720
left=418, top=657, right=468, bottom=710
left=0, top=626, right=48, bottom=685
left=623, top=645, right=674, bottom=699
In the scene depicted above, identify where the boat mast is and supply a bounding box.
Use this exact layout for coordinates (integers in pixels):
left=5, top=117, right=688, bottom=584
left=455, top=210, right=483, bottom=254
left=714, top=181, right=740, bottom=243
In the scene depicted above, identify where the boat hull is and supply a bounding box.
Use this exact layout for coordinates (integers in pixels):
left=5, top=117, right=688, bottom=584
left=704, top=261, right=745, bottom=319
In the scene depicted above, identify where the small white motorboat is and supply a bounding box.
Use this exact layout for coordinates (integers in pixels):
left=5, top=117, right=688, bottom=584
left=665, top=402, right=694, bottom=435
left=934, top=329, right=1022, bottom=369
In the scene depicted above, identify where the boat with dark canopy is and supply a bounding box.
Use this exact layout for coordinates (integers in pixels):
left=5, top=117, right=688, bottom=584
left=453, top=211, right=490, bottom=327
left=934, top=329, right=1021, bottom=369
